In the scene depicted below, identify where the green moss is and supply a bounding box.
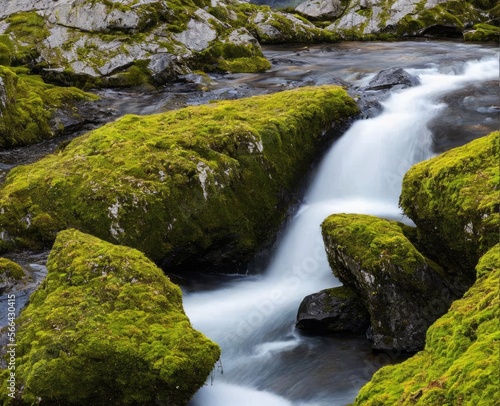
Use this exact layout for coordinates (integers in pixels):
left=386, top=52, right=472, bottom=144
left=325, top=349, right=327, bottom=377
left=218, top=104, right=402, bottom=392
left=321, top=213, right=451, bottom=350
left=464, top=23, right=500, bottom=41
left=321, top=214, right=439, bottom=280
left=395, top=0, right=481, bottom=36
left=0, top=229, right=220, bottom=405
left=5, top=12, right=49, bottom=64
left=354, top=244, right=500, bottom=405
left=193, top=40, right=271, bottom=73
left=400, top=131, right=499, bottom=275
left=0, top=67, right=99, bottom=148
left=0, top=257, right=24, bottom=280
left=0, top=86, right=359, bottom=271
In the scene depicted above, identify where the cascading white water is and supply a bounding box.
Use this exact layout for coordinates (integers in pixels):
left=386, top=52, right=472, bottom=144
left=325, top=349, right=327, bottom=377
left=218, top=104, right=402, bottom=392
left=184, top=55, right=499, bottom=406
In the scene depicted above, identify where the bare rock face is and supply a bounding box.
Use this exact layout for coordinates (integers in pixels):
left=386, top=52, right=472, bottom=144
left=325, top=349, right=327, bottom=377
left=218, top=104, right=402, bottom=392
left=296, top=286, right=370, bottom=333
left=295, top=0, right=344, bottom=20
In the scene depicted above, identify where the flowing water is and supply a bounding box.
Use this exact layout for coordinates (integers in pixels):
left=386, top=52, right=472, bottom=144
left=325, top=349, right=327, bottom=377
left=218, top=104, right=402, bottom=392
left=0, top=41, right=498, bottom=403
left=182, top=46, right=499, bottom=406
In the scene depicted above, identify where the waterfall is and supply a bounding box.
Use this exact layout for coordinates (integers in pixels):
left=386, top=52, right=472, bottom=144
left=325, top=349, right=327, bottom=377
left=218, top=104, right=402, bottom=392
left=184, top=55, right=499, bottom=406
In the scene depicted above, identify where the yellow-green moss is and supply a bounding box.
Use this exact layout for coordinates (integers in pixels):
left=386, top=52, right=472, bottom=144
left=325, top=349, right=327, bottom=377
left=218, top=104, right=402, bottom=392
left=464, top=23, right=500, bottom=41
left=354, top=244, right=500, bottom=406
left=321, top=214, right=439, bottom=280
left=5, top=12, right=49, bottom=64
left=395, top=0, right=482, bottom=36
left=0, top=66, right=99, bottom=148
left=400, top=131, right=499, bottom=275
left=0, top=86, right=359, bottom=271
left=0, top=257, right=24, bottom=280
left=0, top=229, right=220, bottom=405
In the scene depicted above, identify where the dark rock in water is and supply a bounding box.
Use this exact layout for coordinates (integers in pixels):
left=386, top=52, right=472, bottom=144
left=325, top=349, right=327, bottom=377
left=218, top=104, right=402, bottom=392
left=353, top=93, right=384, bottom=119
left=352, top=67, right=419, bottom=118
left=296, top=286, right=370, bottom=333
left=365, top=67, right=420, bottom=91
left=321, top=214, right=457, bottom=352
left=420, top=24, right=463, bottom=38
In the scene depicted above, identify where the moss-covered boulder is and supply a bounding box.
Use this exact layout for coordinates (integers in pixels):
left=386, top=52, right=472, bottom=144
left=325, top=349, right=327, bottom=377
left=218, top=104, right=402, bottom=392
left=296, top=286, right=370, bottom=333
left=0, top=86, right=358, bottom=271
left=0, top=66, right=99, bottom=148
left=326, top=0, right=496, bottom=40
left=321, top=213, right=452, bottom=351
left=0, top=257, right=26, bottom=294
left=354, top=244, right=499, bottom=405
left=400, top=131, right=499, bottom=277
left=0, top=229, right=220, bottom=406
left=0, top=0, right=338, bottom=87
left=464, top=22, right=500, bottom=41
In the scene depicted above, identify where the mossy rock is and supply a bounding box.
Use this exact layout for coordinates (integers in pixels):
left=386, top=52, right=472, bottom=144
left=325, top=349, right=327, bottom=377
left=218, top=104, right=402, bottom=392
left=328, top=0, right=494, bottom=40
left=464, top=23, right=500, bottom=41
left=354, top=244, right=500, bottom=405
left=321, top=213, right=451, bottom=351
left=400, top=131, right=499, bottom=277
left=0, top=0, right=340, bottom=87
left=0, top=66, right=99, bottom=149
left=0, top=229, right=220, bottom=406
left=0, top=86, right=359, bottom=272
left=0, top=257, right=24, bottom=280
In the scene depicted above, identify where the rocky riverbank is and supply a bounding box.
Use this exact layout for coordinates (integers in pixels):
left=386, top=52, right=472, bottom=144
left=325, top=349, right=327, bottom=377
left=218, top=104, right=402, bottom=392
left=297, top=131, right=499, bottom=402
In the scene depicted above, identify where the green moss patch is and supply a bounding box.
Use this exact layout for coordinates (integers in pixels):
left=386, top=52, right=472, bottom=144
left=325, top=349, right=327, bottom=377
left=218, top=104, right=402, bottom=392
left=0, top=66, right=99, bottom=148
left=321, top=213, right=438, bottom=281
left=464, top=23, right=500, bottom=41
left=400, top=131, right=500, bottom=275
left=0, top=257, right=24, bottom=280
left=354, top=244, right=500, bottom=405
left=4, top=11, right=49, bottom=64
left=0, top=229, right=220, bottom=405
left=0, top=86, right=358, bottom=271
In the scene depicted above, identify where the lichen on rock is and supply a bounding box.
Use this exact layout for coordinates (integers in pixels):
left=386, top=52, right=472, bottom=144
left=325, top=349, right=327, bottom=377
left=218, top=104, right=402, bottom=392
left=0, top=86, right=359, bottom=272
left=326, top=0, right=497, bottom=40
left=0, top=229, right=221, bottom=406
left=0, top=0, right=340, bottom=87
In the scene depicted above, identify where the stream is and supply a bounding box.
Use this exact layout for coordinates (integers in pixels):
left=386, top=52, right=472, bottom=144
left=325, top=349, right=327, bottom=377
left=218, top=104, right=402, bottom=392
left=0, top=40, right=498, bottom=404
left=180, top=42, right=499, bottom=406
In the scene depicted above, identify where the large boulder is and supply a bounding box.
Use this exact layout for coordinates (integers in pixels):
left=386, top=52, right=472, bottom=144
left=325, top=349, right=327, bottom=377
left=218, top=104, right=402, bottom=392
left=0, top=229, right=220, bottom=405
left=326, top=0, right=495, bottom=39
left=251, top=9, right=338, bottom=43
left=354, top=244, right=499, bottom=405
left=0, top=0, right=338, bottom=87
left=0, top=86, right=359, bottom=272
left=400, top=131, right=499, bottom=278
left=321, top=213, right=454, bottom=351
left=296, top=286, right=370, bottom=333
left=0, top=66, right=99, bottom=148
left=295, top=0, right=345, bottom=21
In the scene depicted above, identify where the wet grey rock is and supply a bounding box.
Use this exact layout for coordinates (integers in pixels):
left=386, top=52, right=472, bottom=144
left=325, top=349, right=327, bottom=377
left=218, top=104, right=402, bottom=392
left=296, top=286, right=370, bottom=333
left=295, top=0, right=343, bottom=20
left=366, top=67, right=420, bottom=90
